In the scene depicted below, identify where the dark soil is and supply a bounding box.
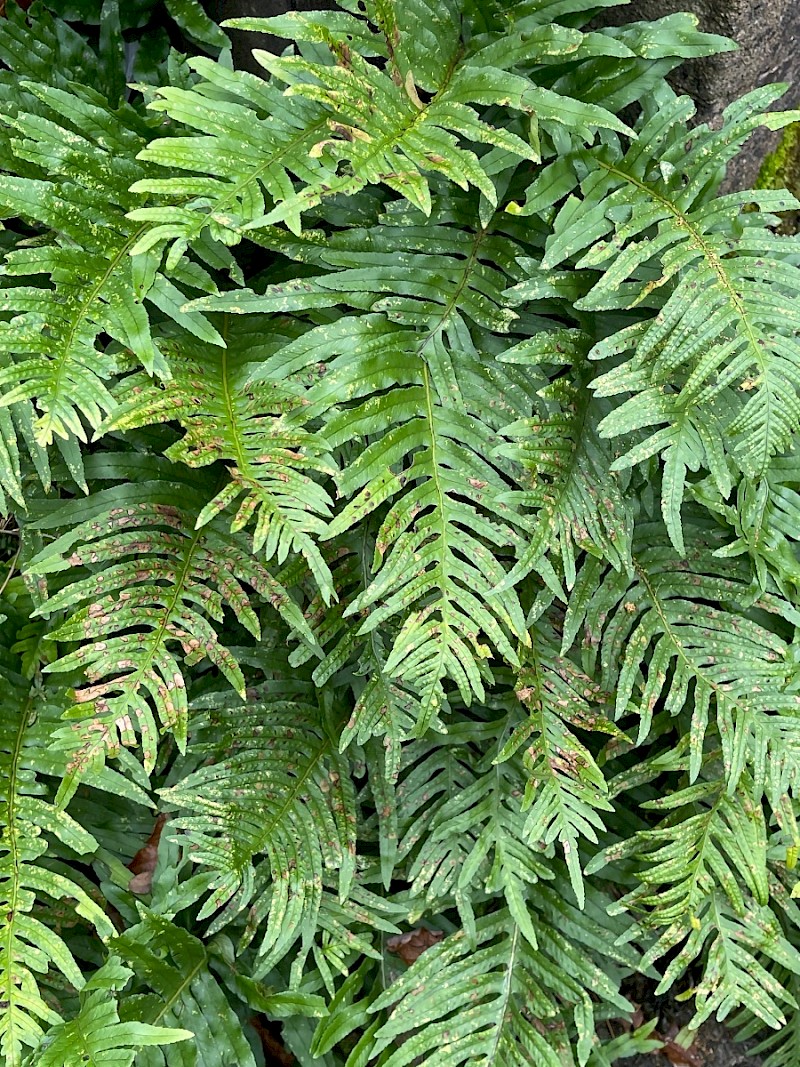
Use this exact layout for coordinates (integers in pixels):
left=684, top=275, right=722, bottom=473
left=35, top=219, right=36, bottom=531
left=628, top=1020, right=761, bottom=1067
left=618, top=976, right=763, bottom=1067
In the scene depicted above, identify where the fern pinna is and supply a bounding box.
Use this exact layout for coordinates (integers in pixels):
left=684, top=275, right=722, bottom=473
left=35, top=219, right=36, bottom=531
left=1, top=0, right=800, bottom=1064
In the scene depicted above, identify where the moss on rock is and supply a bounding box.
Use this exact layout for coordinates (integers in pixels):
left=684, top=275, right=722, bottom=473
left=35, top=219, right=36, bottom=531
left=755, top=122, right=800, bottom=233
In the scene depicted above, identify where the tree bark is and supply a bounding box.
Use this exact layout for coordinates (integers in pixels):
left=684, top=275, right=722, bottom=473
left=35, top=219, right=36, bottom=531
left=600, top=0, right=800, bottom=188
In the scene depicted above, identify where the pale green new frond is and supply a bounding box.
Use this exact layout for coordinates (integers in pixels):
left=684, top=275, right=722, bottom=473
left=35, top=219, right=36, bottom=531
left=161, top=700, right=357, bottom=979
left=102, top=323, right=338, bottom=601
left=25, top=467, right=314, bottom=781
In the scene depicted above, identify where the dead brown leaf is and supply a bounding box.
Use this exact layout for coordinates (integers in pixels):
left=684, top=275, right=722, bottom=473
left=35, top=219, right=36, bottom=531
left=657, top=1022, right=703, bottom=1067
left=662, top=1039, right=703, bottom=1067
left=127, top=813, right=167, bottom=895
left=386, top=927, right=444, bottom=966
left=250, top=1016, right=294, bottom=1066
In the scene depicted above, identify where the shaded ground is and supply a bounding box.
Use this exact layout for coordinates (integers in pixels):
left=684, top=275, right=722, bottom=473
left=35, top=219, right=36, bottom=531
left=619, top=976, right=763, bottom=1067
left=628, top=1020, right=760, bottom=1067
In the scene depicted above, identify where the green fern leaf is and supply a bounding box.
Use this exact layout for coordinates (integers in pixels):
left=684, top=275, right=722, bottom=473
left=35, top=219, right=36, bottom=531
left=26, top=466, right=314, bottom=780
left=0, top=674, right=115, bottom=1067
left=130, top=0, right=629, bottom=250
left=536, top=86, right=800, bottom=489
left=504, top=623, right=621, bottom=906
left=33, top=958, right=192, bottom=1067
left=370, top=900, right=633, bottom=1067
left=113, top=913, right=258, bottom=1067
left=129, top=56, right=331, bottom=251
left=564, top=525, right=800, bottom=783
left=394, top=724, right=546, bottom=941
left=160, top=700, right=357, bottom=979
left=494, top=364, right=632, bottom=591
left=101, top=323, right=338, bottom=601
left=0, top=81, right=221, bottom=456
left=193, top=201, right=539, bottom=732
left=590, top=768, right=800, bottom=1029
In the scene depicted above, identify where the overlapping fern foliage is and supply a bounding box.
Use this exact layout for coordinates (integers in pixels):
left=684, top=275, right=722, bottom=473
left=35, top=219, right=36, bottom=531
left=3, top=0, right=800, bottom=1063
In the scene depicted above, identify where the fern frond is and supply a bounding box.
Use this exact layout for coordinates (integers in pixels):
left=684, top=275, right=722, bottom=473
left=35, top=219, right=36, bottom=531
left=494, top=364, right=632, bottom=590
left=128, top=54, right=330, bottom=253
left=503, top=622, right=621, bottom=905
left=0, top=1, right=109, bottom=93
left=101, top=323, right=338, bottom=601
left=394, top=722, right=546, bottom=938
left=113, top=914, right=259, bottom=1067
left=737, top=878, right=800, bottom=1063
left=129, top=0, right=631, bottom=250
left=597, top=771, right=769, bottom=925
left=160, top=699, right=357, bottom=979
left=590, top=769, right=800, bottom=1029
left=0, top=672, right=115, bottom=1067
left=564, top=524, right=800, bottom=784
left=541, top=11, right=736, bottom=116
left=744, top=974, right=800, bottom=1067
left=32, top=957, right=192, bottom=1067
left=244, top=24, right=576, bottom=228
left=295, top=547, right=419, bottom=776
left=370, top=898, right=633, bottom=1067
left=534, top=84, right=800, bottom=487
left=0, top=79, right=222, bottom=455
left=194, top=201, right=541, bottom=732
left=691, top=898, right=800, bottom=1029
left=25, top=462, right=315, bottom=780
left=693, top=456, right=800, bottom=596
